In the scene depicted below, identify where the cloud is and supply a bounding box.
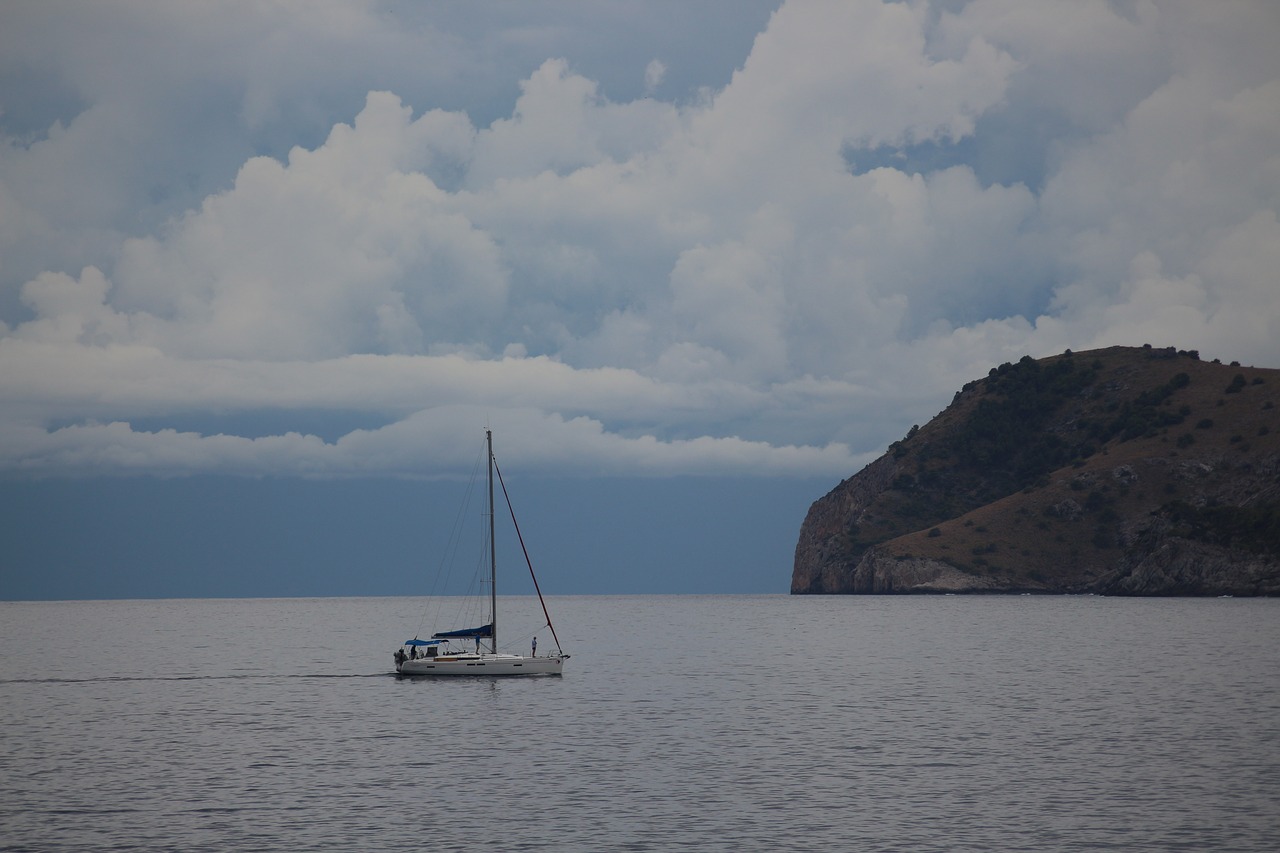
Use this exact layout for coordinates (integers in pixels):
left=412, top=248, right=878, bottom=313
left=1, top=0, right=1277, bottom=480
left=108, top=94, right=504, bottom=361
left=0, top=406, right=861, bottom=480
left=644, top=59, right=667, bottom=96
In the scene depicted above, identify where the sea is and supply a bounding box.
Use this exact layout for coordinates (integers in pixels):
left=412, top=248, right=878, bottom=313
left=1, top=594, right=1277, bottom=852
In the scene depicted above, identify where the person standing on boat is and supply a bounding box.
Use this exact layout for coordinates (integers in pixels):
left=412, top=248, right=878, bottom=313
left=531, top=636, right=537, bottom=657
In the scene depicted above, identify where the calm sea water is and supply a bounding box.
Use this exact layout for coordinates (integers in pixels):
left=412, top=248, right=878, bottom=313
left=1, top=595, right=1277, bottom=852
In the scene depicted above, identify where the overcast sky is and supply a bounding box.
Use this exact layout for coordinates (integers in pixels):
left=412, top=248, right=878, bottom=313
left=2, top=1, right=1278, bottom=598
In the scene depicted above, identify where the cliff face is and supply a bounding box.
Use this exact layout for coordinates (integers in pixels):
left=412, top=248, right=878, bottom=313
left=792, top=346, right=1280, bottom=595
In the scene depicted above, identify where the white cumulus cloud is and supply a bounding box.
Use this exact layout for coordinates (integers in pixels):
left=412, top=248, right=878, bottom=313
left=0, top=0, right=1277, bottom=479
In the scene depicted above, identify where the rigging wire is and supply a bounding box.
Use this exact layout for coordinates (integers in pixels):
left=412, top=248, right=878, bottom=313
left=492, top=452, right=565, bottom=655
left=409, top=436, right=487, bottom=642
left=401, top=430, right=566, bottom=659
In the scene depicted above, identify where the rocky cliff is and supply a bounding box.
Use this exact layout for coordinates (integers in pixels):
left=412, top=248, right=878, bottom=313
left=792, top=346, right=1280, bottom=595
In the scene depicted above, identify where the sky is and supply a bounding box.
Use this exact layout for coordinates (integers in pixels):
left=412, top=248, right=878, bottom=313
left=1, top=0, right=1278, bottom=599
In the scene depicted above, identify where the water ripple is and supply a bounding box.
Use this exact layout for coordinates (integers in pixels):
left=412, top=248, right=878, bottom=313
left=1, top=595, right=1277, bottom=851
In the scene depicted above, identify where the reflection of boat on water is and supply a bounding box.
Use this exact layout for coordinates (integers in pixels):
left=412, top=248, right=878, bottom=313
left=393, top=429, right=568, bottom=677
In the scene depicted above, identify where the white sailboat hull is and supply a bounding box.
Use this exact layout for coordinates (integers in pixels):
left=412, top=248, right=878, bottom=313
left=397, top=653, right=566, bottom=676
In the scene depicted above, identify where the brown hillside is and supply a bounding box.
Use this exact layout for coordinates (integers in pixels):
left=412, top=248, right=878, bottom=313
left=792, top=345, right=1280, bottom=595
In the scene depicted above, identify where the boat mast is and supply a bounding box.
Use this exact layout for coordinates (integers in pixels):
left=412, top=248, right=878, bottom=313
left=487, top=428, right=497, bottom=654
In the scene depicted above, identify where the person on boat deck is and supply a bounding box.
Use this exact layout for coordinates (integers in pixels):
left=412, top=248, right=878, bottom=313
left=532, top=636, right=537, bottom=657
left=475, top=637, right=481, bottom=653
left=409, top=645, right=418, bottom=660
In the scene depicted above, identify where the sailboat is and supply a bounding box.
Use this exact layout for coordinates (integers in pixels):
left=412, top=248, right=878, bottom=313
left=394, top=429, right=569, bottom=676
